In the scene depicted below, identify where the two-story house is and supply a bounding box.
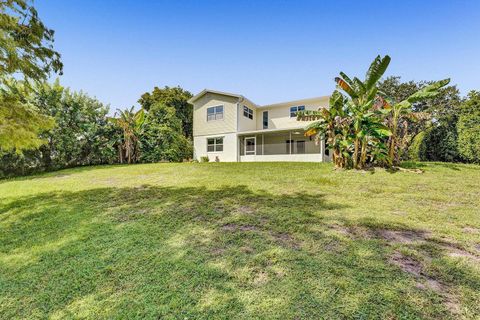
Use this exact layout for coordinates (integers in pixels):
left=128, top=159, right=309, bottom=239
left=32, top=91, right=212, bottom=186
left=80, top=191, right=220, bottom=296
left=189, top=89, right=331, bottom=162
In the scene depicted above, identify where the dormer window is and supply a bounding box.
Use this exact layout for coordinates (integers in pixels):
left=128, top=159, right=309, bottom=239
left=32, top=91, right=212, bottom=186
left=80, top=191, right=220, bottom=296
left=290, top=105, right=305, bottom=117
left=243, top=106, right=253, bottom=120
left=207, top=105, right=223, bottom=121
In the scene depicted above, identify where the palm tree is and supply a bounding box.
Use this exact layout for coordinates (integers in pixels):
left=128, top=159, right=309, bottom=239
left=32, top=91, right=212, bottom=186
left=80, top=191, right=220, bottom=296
left=111, top=107, right=145, bottom=164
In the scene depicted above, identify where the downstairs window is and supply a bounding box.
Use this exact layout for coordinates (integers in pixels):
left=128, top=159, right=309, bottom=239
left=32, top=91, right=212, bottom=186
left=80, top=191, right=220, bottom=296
left=207, top=137, right=224, bottom=152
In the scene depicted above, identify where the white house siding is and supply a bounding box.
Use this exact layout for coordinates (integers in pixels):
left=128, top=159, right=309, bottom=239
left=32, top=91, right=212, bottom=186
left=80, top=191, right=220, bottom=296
left=237, top=99, right=257, bottom=132
left=193, top=133, right=238, bottom=162
left=192, top=93, right=238, bottom=137
left=256, top=96, right=329, bottom=130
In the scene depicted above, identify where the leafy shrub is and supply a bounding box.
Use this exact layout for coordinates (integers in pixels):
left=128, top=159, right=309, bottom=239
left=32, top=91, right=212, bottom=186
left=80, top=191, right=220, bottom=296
left=408, top=130, right=428, bottom=161
left=0, top=82, right=117, bottom=178
left=457, top=91, right=480, bottom=163
left=140, top=102, right=192, bottom=162
left=200, top=156, right=209, bottom=163
left=409, top=125, right=460, bottom=162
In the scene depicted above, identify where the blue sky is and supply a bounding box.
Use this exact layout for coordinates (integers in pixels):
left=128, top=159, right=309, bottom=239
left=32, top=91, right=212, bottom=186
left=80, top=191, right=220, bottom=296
left=37, top=0, right=480, bottom=112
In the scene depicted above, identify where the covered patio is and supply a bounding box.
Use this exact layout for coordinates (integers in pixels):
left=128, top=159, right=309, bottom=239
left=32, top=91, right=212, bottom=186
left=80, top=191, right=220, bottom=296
left=238, top=128, right=329, bottom=162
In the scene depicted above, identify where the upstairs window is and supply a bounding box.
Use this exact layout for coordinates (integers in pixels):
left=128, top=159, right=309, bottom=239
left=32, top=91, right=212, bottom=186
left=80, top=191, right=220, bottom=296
left=207, top=137, right=223, bottom=152
left=263, top=111, right=268, bottom=129
left=207, top=106, right=223, bottom=121
left=243, top=106, right=253, bottom=119
left=290, top=105, right=305, bottom=118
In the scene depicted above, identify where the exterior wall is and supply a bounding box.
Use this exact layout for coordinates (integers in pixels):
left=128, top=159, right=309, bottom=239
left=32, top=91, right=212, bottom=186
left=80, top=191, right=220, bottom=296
left=192, top=93, right=239, bottom=137
left=193, top=133, right=238, bottom=162
left=237, top=99, right=257, bottom=132
left=256, top=96, right=329, bottom=130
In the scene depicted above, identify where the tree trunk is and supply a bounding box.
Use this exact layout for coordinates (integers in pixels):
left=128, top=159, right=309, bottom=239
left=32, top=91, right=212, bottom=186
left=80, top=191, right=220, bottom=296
left=360, top=140, right=367, bottom=168
left=353, top=138, right=359, bottom=169
left=118, top=144, right=124, bottom=164
left=388, top=111, right=399, bottom=167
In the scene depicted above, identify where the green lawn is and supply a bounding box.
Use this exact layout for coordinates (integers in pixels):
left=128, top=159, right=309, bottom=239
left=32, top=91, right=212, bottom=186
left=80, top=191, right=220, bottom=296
left=1, top=162, right=479, bottom=319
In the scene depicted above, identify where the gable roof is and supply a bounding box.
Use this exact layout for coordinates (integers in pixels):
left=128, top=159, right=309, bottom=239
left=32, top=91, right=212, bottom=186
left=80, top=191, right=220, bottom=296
left=188, top=89, right=329, bottom=109
left=188, top=89, right=243, bottom=104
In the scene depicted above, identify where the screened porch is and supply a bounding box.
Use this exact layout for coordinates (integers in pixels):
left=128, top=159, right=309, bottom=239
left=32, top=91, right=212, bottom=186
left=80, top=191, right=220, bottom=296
left=238, top=129, right=329, bottom=162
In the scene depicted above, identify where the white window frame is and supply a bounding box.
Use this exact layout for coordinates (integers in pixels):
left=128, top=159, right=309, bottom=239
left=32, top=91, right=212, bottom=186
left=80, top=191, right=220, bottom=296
left=207, top=105, right=224, bottom=121
left=244, top=136, right=256, bottom=155
left=243, top=106, right=253, bottom=120
left=207, top=137, right=224, bottom=152
left=290, top=105, right=305, bottom=118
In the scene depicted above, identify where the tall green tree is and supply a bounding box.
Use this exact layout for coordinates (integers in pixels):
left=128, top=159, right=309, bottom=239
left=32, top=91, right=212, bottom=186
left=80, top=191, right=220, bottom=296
left=384, top=79, right=450, bottom=165
left=0, top=80, right=54, bottom=151
left=378, top=77, right=462, bottom=162
left=140, top=102, right=192, bottom=162
left=457, top=91, right=480, bottom=163
left=0, top=0, right=63, bottom=83
left=0, top=81, right=117, bottom=177
left=138, top=86, right=193, bottom=138
left=32, top=81, right=116, bottom=169
left=1, top=0, right=63, bottom=152
left=111, top=107, right=145, bottom=164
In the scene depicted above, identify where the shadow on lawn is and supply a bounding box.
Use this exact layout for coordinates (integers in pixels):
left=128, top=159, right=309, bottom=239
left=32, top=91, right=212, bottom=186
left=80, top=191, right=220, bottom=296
left=0, top=185, right=479, bottom=319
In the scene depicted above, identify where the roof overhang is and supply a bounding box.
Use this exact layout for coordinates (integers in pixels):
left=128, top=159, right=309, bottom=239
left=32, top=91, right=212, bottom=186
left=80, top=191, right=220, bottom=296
left=188, top=89, right=243, bottom=104
left=237, top=126, right=308, bottom=135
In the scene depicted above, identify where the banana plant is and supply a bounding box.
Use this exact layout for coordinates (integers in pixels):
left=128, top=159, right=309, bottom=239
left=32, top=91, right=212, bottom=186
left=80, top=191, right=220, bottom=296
left=298, top=90, right=350, bottom=168
left=334, top=55, right=392, bottom=168
left=384, top=78, right=450, bottom=166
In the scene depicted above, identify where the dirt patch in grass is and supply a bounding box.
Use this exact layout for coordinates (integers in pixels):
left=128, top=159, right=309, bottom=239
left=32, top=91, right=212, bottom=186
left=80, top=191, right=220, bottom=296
left=329, top=224, right=372, bottom=239
left=330, top=225, right=432, bottom=244
left=437, top=241, right=480, bottom=263
left=236, top=205, right=256, bottom=215
left=221, top=223, right=258, bottom=232
left=377, top=229, right=430, bottom=244
left=210, top=247, right=226, bottom=256
left=463, top=226, right=480, bottom=234
left=240, top=246, right=254, bottom=254
left=323, top=240, right=343, bottom=253
left=329, top=224, right=350, bottom=236
left=389, top=251, right=460, bottom=315
left=389, top=252, right=424, bottom=277
left=272, top=232, right=301, bottom=250
left=252, top=270, right=269, bottom=286
left=331, top=225, right=480, bottom=264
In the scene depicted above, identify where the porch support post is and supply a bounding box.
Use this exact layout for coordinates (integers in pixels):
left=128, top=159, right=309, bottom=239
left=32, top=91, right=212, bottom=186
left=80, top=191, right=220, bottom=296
left=289, top=131, right=292, bottom=154
left=262, top=134, right=264, bottom=155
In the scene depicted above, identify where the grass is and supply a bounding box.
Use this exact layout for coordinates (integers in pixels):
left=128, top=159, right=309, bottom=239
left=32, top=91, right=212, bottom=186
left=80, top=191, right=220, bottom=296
left=0, top=162, right=479, bottom=319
